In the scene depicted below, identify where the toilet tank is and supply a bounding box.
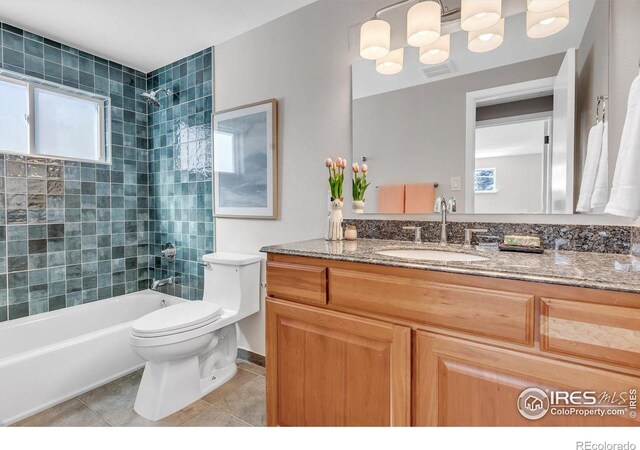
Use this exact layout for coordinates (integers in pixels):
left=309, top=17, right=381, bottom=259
left=202, top=253, right=262, bottom=320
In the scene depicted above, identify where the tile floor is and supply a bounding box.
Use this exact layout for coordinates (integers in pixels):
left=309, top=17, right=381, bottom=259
left=14, top=360, right=266, bottom=427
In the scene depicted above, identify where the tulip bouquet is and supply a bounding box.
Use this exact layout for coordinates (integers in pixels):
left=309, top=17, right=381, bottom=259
left=326, top=157, right=347, bottom=200
left=351, top=163, right=370, bottom=202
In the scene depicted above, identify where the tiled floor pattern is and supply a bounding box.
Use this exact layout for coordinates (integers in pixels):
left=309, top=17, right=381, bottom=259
left=14, top=360, right=265, bottom=427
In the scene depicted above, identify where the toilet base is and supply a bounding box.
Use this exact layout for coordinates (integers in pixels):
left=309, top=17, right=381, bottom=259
left=134, top=359, right=238, bottom=422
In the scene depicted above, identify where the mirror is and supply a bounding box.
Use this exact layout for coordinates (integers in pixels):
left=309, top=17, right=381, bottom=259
left=352, top=0, right=609, bottom=215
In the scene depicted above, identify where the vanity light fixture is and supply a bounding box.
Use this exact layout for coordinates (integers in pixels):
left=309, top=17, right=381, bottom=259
left=460, top=0, right=502, bottom=32
left=468, top=18, right=504, bottom=53
left=360, top=19, right=391, bottom=60
left=407, top=0, right=442, bottom=47
left=376, top=48, right=404, bottom=75
left=419, top=34, right=450, bottom=64
left=526, top=3, right=570, bottom=38
left=526, top=0, right=569, bottom=13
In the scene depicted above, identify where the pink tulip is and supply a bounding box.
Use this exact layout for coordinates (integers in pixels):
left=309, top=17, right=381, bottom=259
left=325, top=158, right=333, bottom=168
left=362, top=164, right=368, bottom=173
left=352, top=163, right=360, bottom=173
left=336, top=157, right=343, bottom=168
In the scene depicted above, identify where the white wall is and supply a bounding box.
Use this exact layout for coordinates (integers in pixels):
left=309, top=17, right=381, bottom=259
left=214, top=0, right=389, bottom=355
left=475, top=154, right=543, bottom=214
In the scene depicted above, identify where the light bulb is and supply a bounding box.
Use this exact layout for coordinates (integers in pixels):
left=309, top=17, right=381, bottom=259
left=468, top=18, right=504, bottom=53
left=461, top=0, right=502, bottom=32
left=407, top=1, right=441, bottom=47
left=360, top=19, right=390, bottom=60
left=376, top=48, right=404, bottom=75
left=419, top=34, right=450, bottom=65
left=527, top=3, right=569, bottom=38
left=527, top=0, right=569, bottom=13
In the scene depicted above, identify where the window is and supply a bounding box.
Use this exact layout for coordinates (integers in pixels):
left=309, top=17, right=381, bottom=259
left=0, top=70, right=109, bottom=163
left=475, top=168, right=497, bottom=193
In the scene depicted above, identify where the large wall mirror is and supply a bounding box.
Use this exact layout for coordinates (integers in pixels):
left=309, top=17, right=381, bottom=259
left=352, top=0, right=612, bottom=215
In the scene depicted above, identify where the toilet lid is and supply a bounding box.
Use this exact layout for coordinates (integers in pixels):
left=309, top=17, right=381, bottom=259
left=132, top=302, right=222, bottom=336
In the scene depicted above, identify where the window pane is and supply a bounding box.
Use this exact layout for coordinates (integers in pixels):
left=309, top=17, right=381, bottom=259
left=33, top=87, right=101, bottom=161
left=0, top=78, right=29, bottom=154
left=214, top=130, right=235, bottom=173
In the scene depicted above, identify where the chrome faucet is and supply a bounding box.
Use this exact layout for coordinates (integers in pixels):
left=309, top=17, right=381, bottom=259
left=434, top=196, right=456, bottom=246
left=151, top=277, right=174, bottom=291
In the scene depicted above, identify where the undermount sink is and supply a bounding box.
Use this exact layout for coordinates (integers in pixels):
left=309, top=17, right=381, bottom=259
left=376, top=249, right=489, bottom=262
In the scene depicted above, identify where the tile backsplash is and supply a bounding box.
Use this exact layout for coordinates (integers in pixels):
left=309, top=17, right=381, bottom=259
left=344, top=219, right=636, bottom=254
left=0, top=21, right=214, bottom=321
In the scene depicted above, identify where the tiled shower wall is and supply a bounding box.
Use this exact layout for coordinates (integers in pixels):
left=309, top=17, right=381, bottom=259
left=0, top=22, right=155, bottom=322
left=147, top=49, right=214, bottom=300
left=0, top=22, right=215, bottom=321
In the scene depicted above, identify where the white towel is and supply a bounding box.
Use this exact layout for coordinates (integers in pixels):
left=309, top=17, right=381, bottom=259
left=606, top=74, right=640, bottom=218
left=590, top=121, right=609, bottom=212
left=576, top=121, right=604, bottom=212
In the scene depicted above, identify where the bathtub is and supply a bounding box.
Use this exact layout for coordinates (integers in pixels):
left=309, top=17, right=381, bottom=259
left=0, top=290, right=185, bottom=426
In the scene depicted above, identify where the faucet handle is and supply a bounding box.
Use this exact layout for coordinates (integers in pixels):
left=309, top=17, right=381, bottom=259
left=464, top=228, right=488, bottom=247
left=434, top=196, right=444, bottom=213
left=447, top=197, right=457, bottom=213
left=403, top=226, right=423, bottom=244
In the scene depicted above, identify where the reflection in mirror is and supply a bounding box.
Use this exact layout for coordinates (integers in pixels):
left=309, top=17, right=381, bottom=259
left=352, top=0, right=609, bottom=215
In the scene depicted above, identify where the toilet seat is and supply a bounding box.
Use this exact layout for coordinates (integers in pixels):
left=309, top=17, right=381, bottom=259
left=132, top=301, right=222, bottom=338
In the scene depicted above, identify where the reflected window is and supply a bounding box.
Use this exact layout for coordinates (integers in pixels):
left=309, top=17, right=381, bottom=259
left=475, top=168, right=496, bottom=193
left=214, top=129, right=236, bottom=173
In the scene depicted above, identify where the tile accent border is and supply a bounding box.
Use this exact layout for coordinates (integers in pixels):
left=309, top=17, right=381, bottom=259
left=344, top=219, right=635, bottom=254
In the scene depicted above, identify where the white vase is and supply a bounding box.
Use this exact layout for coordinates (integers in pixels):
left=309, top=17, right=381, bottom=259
left=352, top=200, right=366, bottom=214
left=325, top=198, right=344, bottom=241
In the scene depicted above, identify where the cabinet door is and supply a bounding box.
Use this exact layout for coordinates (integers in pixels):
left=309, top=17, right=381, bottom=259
left=266, top=298, right=411, bottom=426
left=414, top=332, right=639, bottom=426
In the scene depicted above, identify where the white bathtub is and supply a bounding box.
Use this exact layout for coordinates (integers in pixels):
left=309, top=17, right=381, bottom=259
left=0, top=290, right=185, bottom=426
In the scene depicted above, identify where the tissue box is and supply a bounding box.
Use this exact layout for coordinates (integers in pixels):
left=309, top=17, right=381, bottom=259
left=503, top=235, right=541, bottom=248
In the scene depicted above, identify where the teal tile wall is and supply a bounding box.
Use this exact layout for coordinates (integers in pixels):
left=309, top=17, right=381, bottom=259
left=0, top=22, right=150, bottom=321
left=147, top=48, right=214, bottom=301
left=0, top=23, right=214, bottom=321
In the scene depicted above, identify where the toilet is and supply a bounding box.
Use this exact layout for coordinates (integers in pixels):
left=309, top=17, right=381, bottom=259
left=130, top=252, right=261, bottom=421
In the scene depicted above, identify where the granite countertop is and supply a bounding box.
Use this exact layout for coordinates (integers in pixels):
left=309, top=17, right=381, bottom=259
left=261, top=238, right=640, bottom=294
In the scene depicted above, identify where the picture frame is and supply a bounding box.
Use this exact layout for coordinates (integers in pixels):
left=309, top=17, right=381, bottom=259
left=212, top=99, right=278, bottom=219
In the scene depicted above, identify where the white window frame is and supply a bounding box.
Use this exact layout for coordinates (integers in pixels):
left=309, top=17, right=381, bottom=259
left=0, top=68, right=111, bottom=164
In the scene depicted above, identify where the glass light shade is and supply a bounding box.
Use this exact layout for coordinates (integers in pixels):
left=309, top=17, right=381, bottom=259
left=526, top=3, right=569, bottom=38
left=527, top=0, right=569, bottom=13
left=419, top=34, right=450, bottom=64
left=407, top=1, right=441, bottom=47
left=468, top=18, right=504, bottom=53
left=360, top=19, right=391, bottom=60
left=376, top=48, right=404, bottom=75
left=461, top=0, right=502, bottom=32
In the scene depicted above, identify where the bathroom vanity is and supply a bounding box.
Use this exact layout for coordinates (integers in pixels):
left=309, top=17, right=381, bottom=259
left=262, top=239, right=640, bottom=427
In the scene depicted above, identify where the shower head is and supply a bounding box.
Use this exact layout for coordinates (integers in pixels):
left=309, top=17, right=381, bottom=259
left=140, top=88, right=173, bottom=108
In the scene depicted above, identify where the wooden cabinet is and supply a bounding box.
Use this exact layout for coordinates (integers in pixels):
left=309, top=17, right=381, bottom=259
left=266, top=298, right=411, bottom=426
left=265, top=254, right=640, bottom=427
left=414, top=332, right=639, bottom=426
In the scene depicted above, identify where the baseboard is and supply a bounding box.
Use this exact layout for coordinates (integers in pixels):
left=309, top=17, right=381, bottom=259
left=238, top=348, right=265, bottom=367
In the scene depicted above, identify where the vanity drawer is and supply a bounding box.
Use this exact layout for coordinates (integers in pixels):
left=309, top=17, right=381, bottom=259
left=328, top=268, right=534, bottom=345
left=267, top=262, right=327, bottom=306
left=541, top=298, right=640, bottom=369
